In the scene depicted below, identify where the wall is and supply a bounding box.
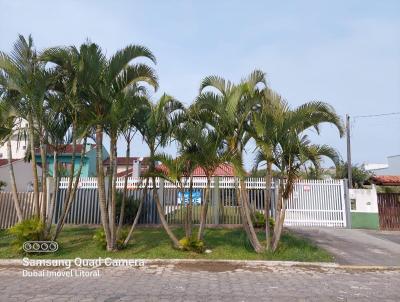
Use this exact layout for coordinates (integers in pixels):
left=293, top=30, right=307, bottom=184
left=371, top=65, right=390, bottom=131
left=349, top=187, right=379, bottom=229
left=0, top=160, right=42, bottom=192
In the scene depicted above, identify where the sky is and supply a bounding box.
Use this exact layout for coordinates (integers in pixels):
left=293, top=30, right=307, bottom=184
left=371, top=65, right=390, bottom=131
left=0, top=0, right=399, bottom=169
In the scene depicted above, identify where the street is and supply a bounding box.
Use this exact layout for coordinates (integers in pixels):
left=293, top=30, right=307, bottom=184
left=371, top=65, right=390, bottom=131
left=0, top=261, right=399, bottom=301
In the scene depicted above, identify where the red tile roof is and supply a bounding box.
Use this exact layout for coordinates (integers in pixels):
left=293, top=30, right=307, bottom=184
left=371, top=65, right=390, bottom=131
left=0, top=159, right=20, bottom=167
left=155, top=163, right=236, bottom=177
left=372, top=175, right=400, bottom=186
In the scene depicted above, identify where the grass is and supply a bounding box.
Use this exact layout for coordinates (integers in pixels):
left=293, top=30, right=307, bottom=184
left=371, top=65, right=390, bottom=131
left=167, top=205, right=241, bottom=224
left=0, top=226, right=333, bottom=262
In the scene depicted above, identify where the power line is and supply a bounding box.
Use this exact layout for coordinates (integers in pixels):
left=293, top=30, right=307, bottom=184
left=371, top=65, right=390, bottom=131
left=353, top=112, right=400, bottom=119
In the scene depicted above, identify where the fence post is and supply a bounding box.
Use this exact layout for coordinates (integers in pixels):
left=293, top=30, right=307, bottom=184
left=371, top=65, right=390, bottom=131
left=158, top=178, right=165, bottom=209
left=46, top=177, right=54, bottom=223
left=213, top=177, right=220, bottom=225
left=342, top=179, right=351, bottom=228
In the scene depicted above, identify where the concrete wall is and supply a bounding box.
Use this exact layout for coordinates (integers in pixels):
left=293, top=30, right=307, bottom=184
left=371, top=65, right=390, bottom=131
left=349, top=187, right=379, bottom=229
left=0, top=160, right=42, bottom=192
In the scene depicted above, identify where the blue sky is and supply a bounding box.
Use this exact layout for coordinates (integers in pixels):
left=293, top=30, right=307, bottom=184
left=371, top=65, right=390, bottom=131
left=1, top=0, right=399, bottom=169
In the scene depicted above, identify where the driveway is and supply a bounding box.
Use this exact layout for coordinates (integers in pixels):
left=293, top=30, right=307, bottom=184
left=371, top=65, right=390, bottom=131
left=0, top=262, right=399, bottom=301
left=291, top=228, right=400, bottom=266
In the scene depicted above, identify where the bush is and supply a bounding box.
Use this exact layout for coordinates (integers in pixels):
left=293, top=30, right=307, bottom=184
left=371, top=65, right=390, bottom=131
left=115, top=192, right=140, bottom=225
left=93, top=228, right=129, bottom=250
left=252, top=211, right=275, bottom=230
left=8, top=217, right=45, bottom=253
left=179, top=236, right=205, bottom=253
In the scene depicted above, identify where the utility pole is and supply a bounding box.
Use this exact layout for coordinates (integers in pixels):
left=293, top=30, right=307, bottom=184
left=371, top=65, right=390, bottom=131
left=346, top=114, right=352, bottom=189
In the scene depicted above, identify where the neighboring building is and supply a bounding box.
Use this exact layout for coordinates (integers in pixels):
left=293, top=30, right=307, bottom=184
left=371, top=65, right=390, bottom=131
left=0, top=159, right=42, bottom=192
left=364, top=155, right=400, bottom=176
left=35, top=144, right=109, bottom=177
left=0, top=118, right=29, bottom=160
left=103, top=157, right=150, bottom=177
left=155, top=163, right=237, bottom=177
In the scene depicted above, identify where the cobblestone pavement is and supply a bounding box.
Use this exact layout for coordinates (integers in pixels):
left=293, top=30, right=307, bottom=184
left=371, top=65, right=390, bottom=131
left=0, top=262, right=399, bottom=301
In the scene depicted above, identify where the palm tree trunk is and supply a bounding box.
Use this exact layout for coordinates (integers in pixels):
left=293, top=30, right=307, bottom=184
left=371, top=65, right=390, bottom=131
left=96, top=125, right=113, bottom=251
left=52, top=136, right=86, bottom=240
left=272, top=178, right=284, bottom=252
left=39, top=137, right=48, bottom=222
left=63, top=125, right=76, bottom=218
left=239, top=178, right=263, bottom=253
left=117, top=138, right=131, bottom=236
left=264, top=162, right=272, bottom=251
left=28, top=115, right=40, bottom=217
left=109, top=134, right=118, bottom=248
left=7, top=138, right=23, bottom=222
left=45, top=150, right=58, bottom=237
left=186, top=175, right=193, bottom=238
left=152, top=175, right=181, bottom=248
left=197, top=176, right=210, bottom=241
left=123, top=178, right=148, bottom=246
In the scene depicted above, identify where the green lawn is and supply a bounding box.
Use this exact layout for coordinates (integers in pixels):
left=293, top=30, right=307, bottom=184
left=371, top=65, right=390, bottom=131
left=167, top=205, right=241, bottom=224
left=0, top=226, right=333, bottom=262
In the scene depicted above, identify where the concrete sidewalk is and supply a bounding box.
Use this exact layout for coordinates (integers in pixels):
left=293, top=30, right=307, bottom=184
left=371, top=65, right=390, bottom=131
left=291, top=228, right=400, bottom=266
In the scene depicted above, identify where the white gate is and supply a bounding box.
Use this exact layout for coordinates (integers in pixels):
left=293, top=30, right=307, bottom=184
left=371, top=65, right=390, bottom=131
left=284, top=179, right=347, bottom=227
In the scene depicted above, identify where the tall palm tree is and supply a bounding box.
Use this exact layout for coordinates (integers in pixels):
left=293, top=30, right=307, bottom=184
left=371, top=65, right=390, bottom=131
left=0, top=99, right=24, bottom=222
left=253, top=88, right=344, bottom=251
left=0, top=35, right=53, bottom=220
left=82, top=42, right=158, bottom=251
left=196, top=70, right=266, bottom=252
left=135, top=94, right=184, bottom=249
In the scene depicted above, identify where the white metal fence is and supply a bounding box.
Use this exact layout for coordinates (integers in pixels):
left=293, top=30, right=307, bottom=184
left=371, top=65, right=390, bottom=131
left=0, top=177, right=348, bottom=228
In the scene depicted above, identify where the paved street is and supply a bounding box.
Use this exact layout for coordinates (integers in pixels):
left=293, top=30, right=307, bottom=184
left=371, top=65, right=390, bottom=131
left=0, top=262, right=399, bottom=301
left=291, top=228, right=400, bottom=266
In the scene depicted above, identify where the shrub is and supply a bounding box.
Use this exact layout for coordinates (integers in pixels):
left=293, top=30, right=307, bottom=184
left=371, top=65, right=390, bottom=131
left=8, top=217, right=44, bottom=253
left=179, top=236, right=205, bottom=253
left=115, top=192, right=140, bottom=224
left=93, top=228, right=129, bottom=250
left=252, top=211, right=275, bottom=230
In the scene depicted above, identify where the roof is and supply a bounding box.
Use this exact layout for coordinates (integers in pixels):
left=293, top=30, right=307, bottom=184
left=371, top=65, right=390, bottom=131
left=35, top=144, right=95, bottom=155
left=0, top=159, right=20, bottom=167
left=156, top=163, right=236, bottom=177
left=103, top=157, right=149, bottom=166
left=371, top=175, right=400, bottom=186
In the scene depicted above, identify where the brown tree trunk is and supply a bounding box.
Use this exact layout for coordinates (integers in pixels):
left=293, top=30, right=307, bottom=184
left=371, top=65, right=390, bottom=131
left=123, top=178, right=148, bottom=246
left=28, top=115, right=40, bottom=217
left=96, top=125, right=113, bottom=251
left=45, top=151, right=58, bottom=238
left=39, top=137, right=48, bottom=222
left=272, top=178, right=285, bottom=252
left=152, top=175, right=181, bottom=248
left=52, top=137, right=86, bottom=240
left=117, top=138, right=131, bottom=236
left=264, top=162, right=272, bottom=251
left=186, top=175, right=193, bottom=238
left=239, top=178, right=263, bottom=253
left=197, top=176, right=210, bottom=241
left=7, top=138, right=23, bottom=222
left=109, top=134, right=117, bottom=248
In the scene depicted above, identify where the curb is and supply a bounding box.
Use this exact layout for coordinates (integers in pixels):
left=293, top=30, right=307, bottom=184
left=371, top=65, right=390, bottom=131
left=0, top=258, right=399, bottom=270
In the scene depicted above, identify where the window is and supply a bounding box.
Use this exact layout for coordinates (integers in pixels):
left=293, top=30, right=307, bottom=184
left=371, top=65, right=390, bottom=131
left=350, top=198, right=356, bottom=211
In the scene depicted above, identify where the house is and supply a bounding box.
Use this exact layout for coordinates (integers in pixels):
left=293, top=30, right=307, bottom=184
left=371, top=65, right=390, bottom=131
left=364, top=155, right=400, bottom=176
left=0, top=118, right=29, bottom=160
left=155, top=162, right=237, bottom=178
left=0, top=159, right=42, bottom=192
left=371, top=175, right=400, bottom=186
left=35, top=144, right=109, bottom=177
left=103, top=157, right=150, bottom=177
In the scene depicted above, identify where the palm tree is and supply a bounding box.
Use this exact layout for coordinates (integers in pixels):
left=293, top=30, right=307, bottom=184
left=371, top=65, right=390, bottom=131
left=135, top=94, right=184, bottom=249
left=253, top=88, right=344, bottom=251
left=0, top=100, right=24, bottom=222
left=0, top=35, right=53, bottom=221
left=82, top=42, right=158, bottom=251
left=196, top=70, right=266, bottom=252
